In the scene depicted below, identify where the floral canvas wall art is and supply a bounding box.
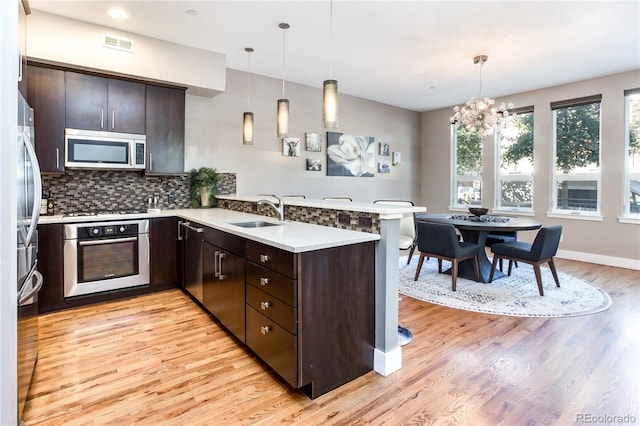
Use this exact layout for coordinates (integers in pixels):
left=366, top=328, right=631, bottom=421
left=326, top=132, right=375, bottom=177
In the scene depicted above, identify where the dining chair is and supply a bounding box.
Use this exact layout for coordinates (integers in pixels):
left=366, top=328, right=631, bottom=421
left=488, top=225, right=562, bottom=296
left=413, top=221, right=482, bottom=291
left=373, top=200, right=417, bottom=264
left=485, top=231, right=518, bottom=271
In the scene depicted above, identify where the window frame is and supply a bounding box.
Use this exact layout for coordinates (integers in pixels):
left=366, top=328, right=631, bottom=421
left=450, top=125, right=483, bottom=209
left=622, top=88, right=640, bottom=223
left=494, top=106, right=535, bottom=214
left=549, top=95, right=603, bottom=220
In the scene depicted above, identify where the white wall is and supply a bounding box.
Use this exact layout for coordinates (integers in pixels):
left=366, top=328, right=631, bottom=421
left=1, top=1, right=19, bottom=424
left=421, top=71, right=640, bottom=268
left=185, top=68, right=422, bottom=202
left=27, top=11, right=225, bottom=96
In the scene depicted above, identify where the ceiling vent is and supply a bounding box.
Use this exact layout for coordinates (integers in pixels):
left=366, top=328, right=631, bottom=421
left=102, top=34, right=134, bottom=53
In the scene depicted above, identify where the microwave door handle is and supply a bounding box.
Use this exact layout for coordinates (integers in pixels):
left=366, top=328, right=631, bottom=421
left=23, top=134, right=42, bottom=247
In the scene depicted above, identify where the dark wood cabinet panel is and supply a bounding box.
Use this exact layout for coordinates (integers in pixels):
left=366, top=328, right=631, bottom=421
left=145, top=85, right=185, bottom=174
left=245, top=241, right=297, bottom=279
left=27, top=66, right=65, bottom=173
left=65, top=72, right=145, bottom=133
left=106, top=79, right=146, bottom=134
left=245, top=262, right=296, bottom=306
left=150, top=217, right=179, bottom=289
left=65, top=72, right=108, bottom=131
left=203, top=230, right=246, bottom=342
left=246, top=305, right=297, bottom=387
left=246, top=284, right=296, bottom=334
left=182, top=221, right=204, bottom=304
left=37, top=224, right=65, bottom=313
left=297, top=241, right=376, bottom=398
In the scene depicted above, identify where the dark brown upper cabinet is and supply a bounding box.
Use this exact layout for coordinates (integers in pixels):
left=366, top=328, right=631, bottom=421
left=65, top=72, right=146, bottom=134
left=145, top=85, right=185, bottom=174
left=27, top=65, right=66, bottom=173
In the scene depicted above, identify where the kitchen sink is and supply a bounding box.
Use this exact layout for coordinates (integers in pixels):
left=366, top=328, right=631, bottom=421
left=228, top=220, right=282, bottom=228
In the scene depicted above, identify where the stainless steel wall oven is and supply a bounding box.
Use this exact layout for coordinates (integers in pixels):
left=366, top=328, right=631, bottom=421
left=63, top=219, right=150, bottom=297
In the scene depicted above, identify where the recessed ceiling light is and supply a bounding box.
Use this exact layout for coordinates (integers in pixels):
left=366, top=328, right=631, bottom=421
left=108, top=8, right=128, bottom=20
left=186, top=9, right=198, bottom=16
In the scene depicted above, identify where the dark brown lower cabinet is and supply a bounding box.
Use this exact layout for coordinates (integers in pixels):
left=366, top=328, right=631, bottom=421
left=150, top=217, right=179, bottom=290
left=244, top=240, right=375, bottom=399
left=203, top=240, right=246, bottom=343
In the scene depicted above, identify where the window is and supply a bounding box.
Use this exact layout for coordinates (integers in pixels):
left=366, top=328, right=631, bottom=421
left=624, top=89, right=640, bottom=218
left=551, top=95, right=602, bottom=215
left=452, top=125, right=482, bottom=208
left=495, top=107, right=534, bottom=211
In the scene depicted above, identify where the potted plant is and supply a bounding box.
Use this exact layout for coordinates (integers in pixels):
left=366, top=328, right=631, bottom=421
left=189, top=167, right=221, bottom=208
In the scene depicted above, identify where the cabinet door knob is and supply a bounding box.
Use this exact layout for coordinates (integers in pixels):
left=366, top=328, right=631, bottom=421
left=260, top=277, right=270, bottom=286
left=260, top=254, right=269, bottom=263
left=260, top=301, right=272, bottom=310
left=260, top=325, right=272, bottom=335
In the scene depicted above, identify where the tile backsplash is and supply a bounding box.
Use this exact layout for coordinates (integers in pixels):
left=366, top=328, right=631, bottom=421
left=41, top=170, right=236, bottom=214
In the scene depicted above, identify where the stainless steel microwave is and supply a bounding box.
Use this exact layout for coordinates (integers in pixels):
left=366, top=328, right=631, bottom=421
left=65, top=128, right=146, bottom=170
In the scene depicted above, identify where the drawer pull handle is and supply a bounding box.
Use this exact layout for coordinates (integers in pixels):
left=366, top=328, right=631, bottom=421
left=260, top=301, right=272, bottom=310
left=260, top=277, right=270, bottom=286
left=260, top=254, right=269, bottom=263
left=260, top=325, right=272, bottom=335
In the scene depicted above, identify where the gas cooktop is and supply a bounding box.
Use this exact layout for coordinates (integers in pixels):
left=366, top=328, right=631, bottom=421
left=62, top=209, right=147, bottom=218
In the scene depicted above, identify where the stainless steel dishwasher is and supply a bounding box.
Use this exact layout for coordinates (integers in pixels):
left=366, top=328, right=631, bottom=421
left=180, top=221, right=204, bottom=304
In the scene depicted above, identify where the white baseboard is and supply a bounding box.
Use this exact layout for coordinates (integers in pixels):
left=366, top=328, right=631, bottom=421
left=373, top=347, right=402, bottom=376
left=557, top=249, right=640, bottom=270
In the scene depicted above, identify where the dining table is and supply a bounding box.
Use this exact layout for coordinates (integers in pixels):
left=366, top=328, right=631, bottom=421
left=415, top=213, right=542, bottom=283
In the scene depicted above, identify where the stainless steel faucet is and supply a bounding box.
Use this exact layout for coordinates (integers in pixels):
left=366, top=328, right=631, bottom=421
left=257, top=194, right=285, bottom=221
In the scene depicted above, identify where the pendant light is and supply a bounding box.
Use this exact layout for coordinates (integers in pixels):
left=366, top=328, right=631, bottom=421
left=277, top=22, right=290, bottom=138
left=323, top=0, right=338, bottom=128
left=243, top=47, right=254, bottom=145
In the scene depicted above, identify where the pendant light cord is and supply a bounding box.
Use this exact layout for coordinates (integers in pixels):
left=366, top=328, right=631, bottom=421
left=281, top=25, right=286, bottom=98
left=247, top=50, right=251, bottom=110
left=329, top=0, right=333, bottom=79
left=478, top=60, right=484, bottom=98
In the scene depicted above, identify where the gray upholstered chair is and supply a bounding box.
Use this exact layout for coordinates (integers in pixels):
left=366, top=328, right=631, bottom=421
left=373, top=200, right=417, bottom=264
left=488, top=225, right=563, bottom=296
left=413, top=221, right=482, bottom=291
left=485, top=231, right=518, bottom=271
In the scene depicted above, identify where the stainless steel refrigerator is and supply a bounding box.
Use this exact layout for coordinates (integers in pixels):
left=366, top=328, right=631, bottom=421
left=17, top=91, right=43, bottom=422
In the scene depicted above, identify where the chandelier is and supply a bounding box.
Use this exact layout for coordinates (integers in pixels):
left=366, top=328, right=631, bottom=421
left=450, top=55, right=513, bottom=136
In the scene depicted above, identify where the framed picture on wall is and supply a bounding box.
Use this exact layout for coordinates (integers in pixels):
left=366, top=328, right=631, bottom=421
left=378, top=163, right=390, bottom=173
left=305, top=133, right=322, bottom=152
left=283, top=137, right=301, bottom=157
left=392, top=151, right=401, bottom=165
left=326, top=132, right=376, bottom=177
left=306, top=158, right=322, bottom=171
left=379, top=142, right=390, bottom=156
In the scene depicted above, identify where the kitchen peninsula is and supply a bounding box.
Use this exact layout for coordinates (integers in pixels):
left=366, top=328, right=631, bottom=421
left=38, top=197, right=424, bottom=395
left=216, top=195, right=427, bottom=375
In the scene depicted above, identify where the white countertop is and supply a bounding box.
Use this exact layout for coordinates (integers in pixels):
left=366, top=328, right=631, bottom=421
left=218, top=194, right=426, bottom=218
left=38, top=208, right=379, bottom=253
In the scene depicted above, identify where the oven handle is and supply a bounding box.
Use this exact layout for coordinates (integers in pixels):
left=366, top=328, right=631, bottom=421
left=78, top=236, right=138, bottom=246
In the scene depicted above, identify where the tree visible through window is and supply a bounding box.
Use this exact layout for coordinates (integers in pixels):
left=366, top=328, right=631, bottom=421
left=552, top=96, right=601, bottom=214
left=497, top=109, right=534, bottom=210
left=625, top=90, right=640, bottom=216
left=453, top=127, right=482, bottom=207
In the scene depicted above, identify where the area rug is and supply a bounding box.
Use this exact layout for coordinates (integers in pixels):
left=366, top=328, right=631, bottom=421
left=399, top=256, right=612, bottom=317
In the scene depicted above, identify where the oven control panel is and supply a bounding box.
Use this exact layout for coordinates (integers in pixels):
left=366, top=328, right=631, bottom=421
left=83, top=223, right=138, bottom=238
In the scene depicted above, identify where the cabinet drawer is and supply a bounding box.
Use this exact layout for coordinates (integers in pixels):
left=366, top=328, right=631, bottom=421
left=203, top=227, right=245, bottom=258
left=246, top=284, right=296, bottom=334
left=245, top=241, right=296, bottom=278
left=246, top=262, right=296, bottom=306
left=246, top=306, right=297, bottom=387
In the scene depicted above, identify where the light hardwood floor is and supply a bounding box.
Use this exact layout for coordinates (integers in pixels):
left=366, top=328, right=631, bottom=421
left=23, top=258, right=639, bottom=425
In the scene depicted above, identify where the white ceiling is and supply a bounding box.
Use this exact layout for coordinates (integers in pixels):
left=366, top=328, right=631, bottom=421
left=28, top=1, right=640, bottom=112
